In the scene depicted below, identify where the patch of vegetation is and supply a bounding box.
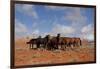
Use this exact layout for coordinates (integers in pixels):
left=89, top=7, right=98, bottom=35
left=68, top=58, right=77, bottom=62
left=19, top=58, right=23, bottom=61
left=53, top=50, right=60, bottom=53
left=32, top=54, right=45, bottom=58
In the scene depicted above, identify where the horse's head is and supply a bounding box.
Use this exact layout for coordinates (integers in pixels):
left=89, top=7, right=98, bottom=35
left=26, top=42, right=30, bottom=44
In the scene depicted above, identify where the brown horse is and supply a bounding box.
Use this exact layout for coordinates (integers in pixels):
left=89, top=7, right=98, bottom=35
left=74, top=38, right=82, bottom=47
left=58, top=37, right=82, bottom=49
left=58, top=37, right=71, bottom=50
left=46, top=37, right=67, bottom=50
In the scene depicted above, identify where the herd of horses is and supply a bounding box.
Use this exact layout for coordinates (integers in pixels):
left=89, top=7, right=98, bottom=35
left=26, top=34, right=82, bottom=50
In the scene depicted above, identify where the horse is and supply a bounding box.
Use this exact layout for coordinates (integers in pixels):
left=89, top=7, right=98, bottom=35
left=62, top=37, right=82, bottom=47
left=74, top=38, right=82, bottom=47
left=26, top=39, right=37, bottom=49
left=44, top=33, right=62, bottom=50
left=60, top=37, right=70, bottom=49
left=58, top=37, right=82, bottom=49
left=48, top=37, right=59, bottom=50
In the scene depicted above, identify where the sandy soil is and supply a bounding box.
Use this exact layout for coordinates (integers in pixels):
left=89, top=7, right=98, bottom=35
left=15, top=38, right=95, bottom=66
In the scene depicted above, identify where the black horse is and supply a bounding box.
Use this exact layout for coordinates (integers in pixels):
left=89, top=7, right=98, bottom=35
left=26, top=39, right=37, bottom=49
left=26, top=35, right=51, bottom=49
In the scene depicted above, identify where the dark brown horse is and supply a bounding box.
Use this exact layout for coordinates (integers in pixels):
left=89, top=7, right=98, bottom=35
left=47, top=37, right=59, bottom=50
left=26, top=39, right=37, bottom=49
left=45, top=34, right=62, bottom=50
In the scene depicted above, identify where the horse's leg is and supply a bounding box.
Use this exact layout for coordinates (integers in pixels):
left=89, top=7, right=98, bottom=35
left=37, top=44, right=39, bottom=49
left=54, top=44, right=57, bottom=50
left=61, top=44, right=63, bottom=50
left=46, top=43, right=48, bottom=50
left=63, top=44, right=66, bottom=50
left=74, top=43, right=76, bottom=48
left=31, top=44, right=32, bottom=49
left=45, top=43, right=48, bottom=50
left=78, top=41, right=80, bottom=47
left=73, top=42, right=75, bottom=47
left=77, top=42, right=79, bottom=47
left=44, top=43, right=46, bottom=49
left=30, top=43, right=31, bottom=49
left=59, top=43, right=61, bottom=50
left=29, top=44, right=30, bottom=49
left=31, top=43, right=32, bottom=49
left=64, top=43, right=66, bottom=50
left=32, top=43, right=33, bottom=49
left=37, top=43, right=40, bottom=50
left=67, top=43, right=69, bottom=47
left=64, top=44, right=66, bottom=51
left=68, top=43, right=70, bottom=47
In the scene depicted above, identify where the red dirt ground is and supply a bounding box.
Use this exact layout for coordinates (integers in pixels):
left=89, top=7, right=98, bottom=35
left=15, top=38, right=95, bottom=66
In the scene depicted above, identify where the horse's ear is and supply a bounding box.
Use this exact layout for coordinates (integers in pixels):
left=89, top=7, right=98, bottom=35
left=38, top=36, right=41, bottom=38
left=57, top=33, right=61, bottom=37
